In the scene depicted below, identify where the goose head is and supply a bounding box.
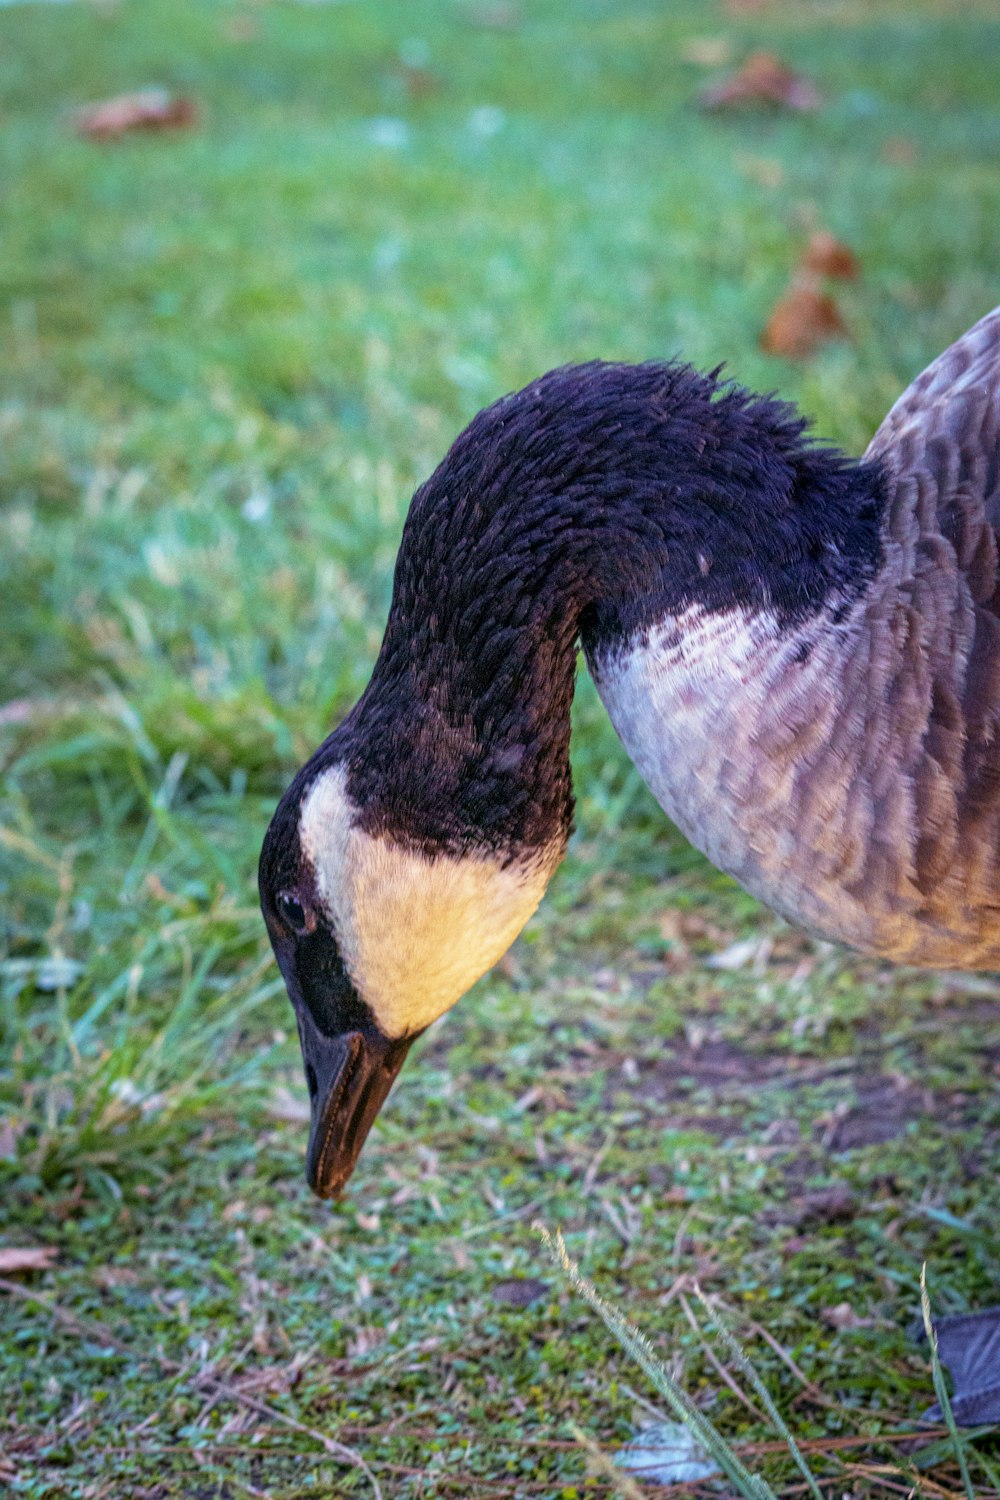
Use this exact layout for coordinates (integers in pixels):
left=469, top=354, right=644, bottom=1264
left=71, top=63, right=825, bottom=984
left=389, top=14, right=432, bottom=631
left=259, top=747, right=563, bottom=1198
left=259, top=354, right=885, bottom=1196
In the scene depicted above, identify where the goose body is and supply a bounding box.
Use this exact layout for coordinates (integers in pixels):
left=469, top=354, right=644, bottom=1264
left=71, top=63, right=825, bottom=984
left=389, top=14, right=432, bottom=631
left=595, top=311, right=1000, bottom=966
left=260, top=305, right=1000, bottom=1199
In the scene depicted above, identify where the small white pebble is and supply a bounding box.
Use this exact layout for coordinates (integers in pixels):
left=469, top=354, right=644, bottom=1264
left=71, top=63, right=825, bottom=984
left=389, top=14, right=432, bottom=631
left=241, top=491, right=271, bottom=523
left=467, top=104, right=505, bottom=137
left=367, top=116, right=410, bottom=149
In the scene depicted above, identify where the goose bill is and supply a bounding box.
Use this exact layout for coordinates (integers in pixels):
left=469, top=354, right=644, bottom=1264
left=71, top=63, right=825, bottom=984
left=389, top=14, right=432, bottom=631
left=297, top=1015, right=414, bottom=1198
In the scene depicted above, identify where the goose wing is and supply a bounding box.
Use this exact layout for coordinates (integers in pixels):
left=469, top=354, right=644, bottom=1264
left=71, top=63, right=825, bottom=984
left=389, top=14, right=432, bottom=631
left=861, top=305, right=1000, bottom=952
left=865, top=304, right=1000, bottom=538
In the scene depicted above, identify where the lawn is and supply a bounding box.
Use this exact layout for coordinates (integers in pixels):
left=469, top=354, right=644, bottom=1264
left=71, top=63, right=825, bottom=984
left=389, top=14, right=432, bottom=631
left=2, top=0, right=1000, bottom=1495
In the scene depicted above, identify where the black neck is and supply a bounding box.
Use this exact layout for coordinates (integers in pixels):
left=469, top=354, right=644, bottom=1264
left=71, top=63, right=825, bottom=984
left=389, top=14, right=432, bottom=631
left=316, top=362, right=885, bottom=856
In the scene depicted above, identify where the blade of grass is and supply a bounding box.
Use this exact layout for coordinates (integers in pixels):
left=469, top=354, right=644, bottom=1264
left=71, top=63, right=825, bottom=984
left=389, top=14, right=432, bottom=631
left=920, top=1263, right=977, bottom=1500
left=536, top=1222, right=778, bottom=1500
left=691, top=1282, right=824, bottom=1500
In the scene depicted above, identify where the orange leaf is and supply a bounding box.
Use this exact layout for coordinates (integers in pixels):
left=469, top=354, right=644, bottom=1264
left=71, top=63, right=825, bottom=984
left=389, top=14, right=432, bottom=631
left=761, top=283, right=847, bottom=359
left=699, top=51, right=822, bottom=112
left=76, top=89, right=198, bottom=142
left=801, top=230, right=860, bottom=281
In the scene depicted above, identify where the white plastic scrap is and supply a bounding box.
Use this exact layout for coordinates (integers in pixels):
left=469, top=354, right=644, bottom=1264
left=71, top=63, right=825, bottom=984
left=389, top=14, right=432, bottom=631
left=615, top=1421, right=720, bottom=1485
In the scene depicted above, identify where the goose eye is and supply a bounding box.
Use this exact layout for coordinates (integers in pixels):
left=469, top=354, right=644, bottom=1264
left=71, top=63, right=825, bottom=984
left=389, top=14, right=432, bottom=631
left=277, top=891, right=312, bottom=936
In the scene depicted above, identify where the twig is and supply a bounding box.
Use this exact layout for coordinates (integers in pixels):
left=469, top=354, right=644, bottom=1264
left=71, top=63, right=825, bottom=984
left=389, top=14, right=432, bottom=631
left=452, top=1193, right=554, bottom=1240
left=0, top=1278, right=133, bottom=1355
left=659, top=1271, right=695, bottom=1309
left=196, top=1373, right=383, bottom=1496
left=582, top=1132, right=613, bottom=1194
left=740, top=1314, right=843, bottom=1411
left=677, top=1290, right=768, bottom=1424
left=617, top=1378, right=678, bottom=1427
left=741, top=1312, right=899, bottom=1425
left=837, top=1456, right=970, bottom=1500
left=227, top=1478, right=272, bottom=1500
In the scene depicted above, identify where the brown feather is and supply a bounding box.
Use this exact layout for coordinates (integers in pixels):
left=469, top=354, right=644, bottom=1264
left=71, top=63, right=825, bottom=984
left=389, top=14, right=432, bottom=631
left=852, top=306, right=1000, bottom=962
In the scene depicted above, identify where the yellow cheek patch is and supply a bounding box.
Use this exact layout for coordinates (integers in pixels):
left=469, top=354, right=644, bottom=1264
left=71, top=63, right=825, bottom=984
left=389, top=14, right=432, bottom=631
left=299, top=767, right=563, bottom=1038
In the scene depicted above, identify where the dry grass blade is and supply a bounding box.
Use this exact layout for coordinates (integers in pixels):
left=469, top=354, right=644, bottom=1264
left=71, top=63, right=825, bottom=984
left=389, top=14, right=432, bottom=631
left=569, top=1421, right=647, bottom=1499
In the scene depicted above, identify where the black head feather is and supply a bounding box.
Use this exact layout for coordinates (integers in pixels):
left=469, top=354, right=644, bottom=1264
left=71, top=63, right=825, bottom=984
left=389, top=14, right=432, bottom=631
left=271, top=360, right=884, bottom=858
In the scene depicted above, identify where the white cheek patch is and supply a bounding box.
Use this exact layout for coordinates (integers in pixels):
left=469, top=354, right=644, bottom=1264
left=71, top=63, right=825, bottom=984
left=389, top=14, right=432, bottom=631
left=299, top=766, right=562, bottom=1039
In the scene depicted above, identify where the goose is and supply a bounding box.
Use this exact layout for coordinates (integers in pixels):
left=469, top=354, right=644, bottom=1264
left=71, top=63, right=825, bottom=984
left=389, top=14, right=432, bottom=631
left=259, top=305, right=1000, bottom=1216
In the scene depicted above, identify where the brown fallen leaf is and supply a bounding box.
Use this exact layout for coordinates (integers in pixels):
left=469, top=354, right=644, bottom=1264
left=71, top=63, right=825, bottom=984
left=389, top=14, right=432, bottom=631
left=392, top=63, right=440, bottom=99
left=763, top=1183, right=858, bottom=1228
left=492, top=1277, right=548, bottom=1308
left=801, top=230, right=860, bottom=281
left=791, top=1183, right=860, bottom=1224
left=0, top=1246, right=57, bottom=1275
left=76, top=89, right=198, bottom=142
left=761, top=280, right=847, bottom=359
left=699, top=51, right=822, bottom=112
left=822, top=1300, right=876, bottom=1331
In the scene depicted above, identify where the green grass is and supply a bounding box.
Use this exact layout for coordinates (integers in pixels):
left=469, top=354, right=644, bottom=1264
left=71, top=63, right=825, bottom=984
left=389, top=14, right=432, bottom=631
left=2, top=0, right=1000, bottom=1494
